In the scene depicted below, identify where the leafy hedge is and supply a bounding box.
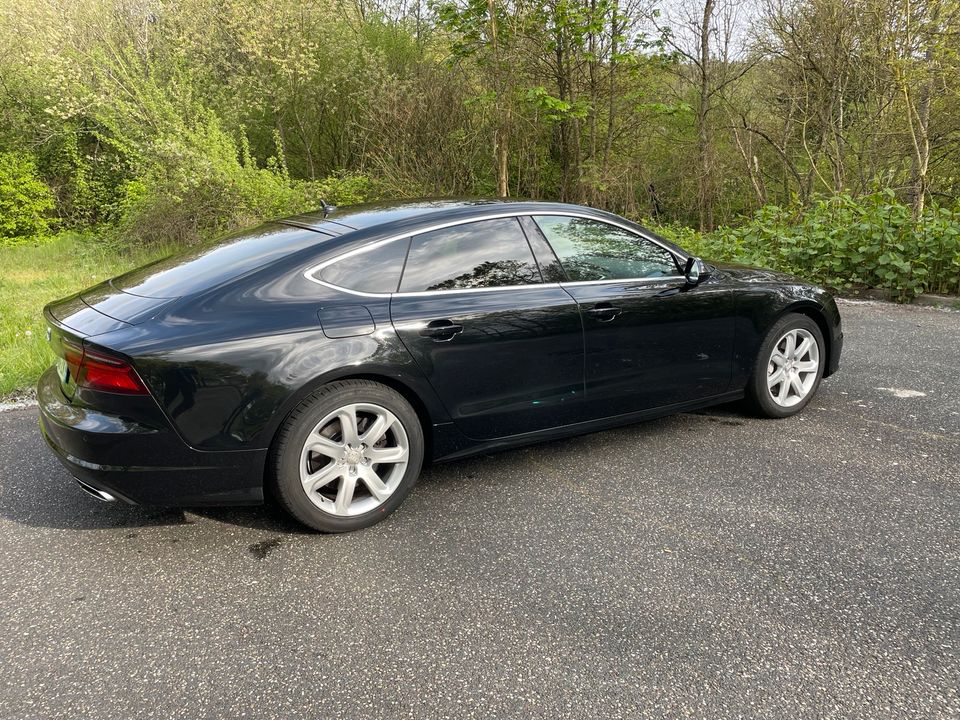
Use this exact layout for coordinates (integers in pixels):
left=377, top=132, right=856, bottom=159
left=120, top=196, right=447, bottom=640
left=650, top=191, right=960, bottom=299
left=0, top=152, right=55, bottom=244
left=112, top=116, right=378, bottom=246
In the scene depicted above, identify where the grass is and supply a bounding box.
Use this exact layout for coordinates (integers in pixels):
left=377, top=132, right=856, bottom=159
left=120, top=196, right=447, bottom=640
left=0, top=233, right=177, bottom=398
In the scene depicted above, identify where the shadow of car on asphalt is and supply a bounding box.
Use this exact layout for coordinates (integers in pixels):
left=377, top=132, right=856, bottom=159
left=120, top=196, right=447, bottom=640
left=1, top=403, right=748, bottom=534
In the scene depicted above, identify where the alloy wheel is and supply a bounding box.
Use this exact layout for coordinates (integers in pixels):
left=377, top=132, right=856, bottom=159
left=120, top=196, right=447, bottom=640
left=766, top=328, right=820, bottom=408
left=298, top=402, right=410, bottom=516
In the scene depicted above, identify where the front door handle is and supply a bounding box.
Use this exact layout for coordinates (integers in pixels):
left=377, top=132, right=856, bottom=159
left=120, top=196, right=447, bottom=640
left=586, top=302, right=622, bottom=322
left=420, top=318, right=464, bottom=341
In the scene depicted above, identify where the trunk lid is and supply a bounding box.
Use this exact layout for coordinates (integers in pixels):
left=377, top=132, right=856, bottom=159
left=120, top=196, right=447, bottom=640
left=45, top=281, right=174, bottom=338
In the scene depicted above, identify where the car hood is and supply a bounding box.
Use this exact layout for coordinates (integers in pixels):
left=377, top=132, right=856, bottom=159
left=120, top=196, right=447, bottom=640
left=714, top=263, right=805, bottom=285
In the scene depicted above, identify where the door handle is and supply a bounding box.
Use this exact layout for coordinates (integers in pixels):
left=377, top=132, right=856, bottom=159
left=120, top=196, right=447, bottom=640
left=586, top=302, right=621, bottom=322
left=419, top=318, right=464, bottom=341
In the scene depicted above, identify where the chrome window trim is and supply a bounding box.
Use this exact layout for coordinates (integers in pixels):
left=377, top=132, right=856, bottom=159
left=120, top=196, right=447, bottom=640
left=309, top=277, right=566, bottom=298
left=302, top=210, right=687, bottom=297
left=560, top=276, right=685, bottom=288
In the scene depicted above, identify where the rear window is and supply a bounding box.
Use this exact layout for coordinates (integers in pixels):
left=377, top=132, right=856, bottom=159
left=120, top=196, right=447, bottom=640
left=399, top=218, right=543, bottom=292
left=319, top=238, right=411, bottom=294
left=113, top=224, right=333, bottom=299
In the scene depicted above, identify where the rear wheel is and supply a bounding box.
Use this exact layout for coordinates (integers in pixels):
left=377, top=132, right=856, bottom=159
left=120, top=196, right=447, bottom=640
left=746, top=313, right=825, bottom=418
left=271, top=380, right=424, bottom=532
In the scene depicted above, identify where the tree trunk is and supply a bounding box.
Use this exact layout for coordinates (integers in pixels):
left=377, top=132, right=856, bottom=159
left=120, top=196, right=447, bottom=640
left=697, top=0, right=715, bottom=232
left=909, top=37, right=937, bottom=218
left=602, top=0, right=619, bottom=177
left=488, top=0, right=509, bottom=197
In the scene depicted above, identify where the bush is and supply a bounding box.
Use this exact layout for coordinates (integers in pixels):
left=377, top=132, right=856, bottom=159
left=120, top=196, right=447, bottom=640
left=649, top=191, right=960, bottom=299
left=117, top=117, right=378, bottom=245
left=0, top=151, right=55, bottom=244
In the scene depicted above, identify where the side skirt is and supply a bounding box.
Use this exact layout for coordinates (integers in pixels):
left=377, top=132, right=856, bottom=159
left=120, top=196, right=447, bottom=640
left=431, top=389, right=745, bottom=463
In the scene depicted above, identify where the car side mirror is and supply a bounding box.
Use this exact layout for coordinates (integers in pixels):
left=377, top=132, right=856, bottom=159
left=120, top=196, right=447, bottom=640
left=684, top=256, right=707, bottom=285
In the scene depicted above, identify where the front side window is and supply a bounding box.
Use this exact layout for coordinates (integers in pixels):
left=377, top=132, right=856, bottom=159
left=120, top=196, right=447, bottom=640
left=318, top=237, right=411, bottom=293
left=399, top=218, right=543, bottom=292
left=533, top=216, right=680, bottom=282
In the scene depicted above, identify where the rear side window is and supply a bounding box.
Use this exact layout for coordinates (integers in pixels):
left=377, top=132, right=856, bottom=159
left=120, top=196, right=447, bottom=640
left=319, top=238, right=411, bottom=293
left=399, top=218, right=543, bottom=292
left=533, top=216, right=680, bottom=281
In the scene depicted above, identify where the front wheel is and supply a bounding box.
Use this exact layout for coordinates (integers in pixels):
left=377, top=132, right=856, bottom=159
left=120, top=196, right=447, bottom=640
left=746, top=313, right=825, bottom=418
left=271, top=380, right=424, bottom=532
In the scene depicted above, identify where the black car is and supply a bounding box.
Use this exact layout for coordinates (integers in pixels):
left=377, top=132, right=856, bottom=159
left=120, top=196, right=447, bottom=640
left=39, top=199, right=842, bottom=532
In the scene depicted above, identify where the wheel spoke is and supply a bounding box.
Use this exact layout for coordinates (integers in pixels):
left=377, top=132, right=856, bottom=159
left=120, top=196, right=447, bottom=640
left=338, top=408, right=360, bottom=446
left=367, top=445, right=408, bottom=464
left=302, top=463, right=342, bottom=492
left=790, top=373, right=806, bottom=397
left=360, top=467, right=391, bottom=502
left=784, top=331, right=796, bottom=358
left=777, top=376, right=791, bottom=403
left=334, top=474, right=357, bottom=515
left=795, top=337, right=812, bottom=360
left=795, top=360, right=818, bottom=373
left=770, top=352, right=787, bottom=367
left=306, top=434, right=344, bottom=459
left=767, top=368, right=785, bottom=388
left=360, top=412, right=392, bottom=446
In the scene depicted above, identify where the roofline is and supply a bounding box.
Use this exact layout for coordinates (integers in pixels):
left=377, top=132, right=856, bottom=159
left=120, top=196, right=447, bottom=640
left=301, top=204, right=692, bottom=298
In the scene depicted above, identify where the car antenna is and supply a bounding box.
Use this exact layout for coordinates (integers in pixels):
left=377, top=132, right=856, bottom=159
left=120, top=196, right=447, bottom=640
left=320, top=199, right=336, bottom=218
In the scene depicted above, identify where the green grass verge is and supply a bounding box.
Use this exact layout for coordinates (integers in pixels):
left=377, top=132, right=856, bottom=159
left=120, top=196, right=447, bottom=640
left=0, top=233, right=176, bottom=398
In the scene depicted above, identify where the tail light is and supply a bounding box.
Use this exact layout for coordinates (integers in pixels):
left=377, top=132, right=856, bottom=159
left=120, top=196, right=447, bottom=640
left=57, top=337, right=148, bottom=395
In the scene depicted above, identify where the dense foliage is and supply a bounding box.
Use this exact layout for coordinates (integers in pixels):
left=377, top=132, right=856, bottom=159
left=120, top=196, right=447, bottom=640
left=0, top=0, right=958, bottom=297
left=654, top=192, right=960, bottom=299
left=0, top=152, right=55, bottom=242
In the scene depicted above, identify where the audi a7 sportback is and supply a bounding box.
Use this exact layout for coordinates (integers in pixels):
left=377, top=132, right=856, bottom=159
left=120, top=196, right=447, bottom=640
left=39, top=199, right=842, bottom=532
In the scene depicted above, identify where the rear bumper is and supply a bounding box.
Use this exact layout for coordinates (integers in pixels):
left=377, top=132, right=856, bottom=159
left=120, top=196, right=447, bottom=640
left=37, top=366, right=266, bottom=506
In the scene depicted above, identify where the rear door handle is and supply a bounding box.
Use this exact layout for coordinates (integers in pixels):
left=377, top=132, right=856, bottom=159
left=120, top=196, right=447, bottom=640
left=586, top=302, right=622, bottom=322
left=419, top=318, right=464, bottom=341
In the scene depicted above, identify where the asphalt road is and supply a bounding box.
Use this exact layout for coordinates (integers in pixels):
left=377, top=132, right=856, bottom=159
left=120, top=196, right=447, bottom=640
left=0, top=300, right=957, bottom=719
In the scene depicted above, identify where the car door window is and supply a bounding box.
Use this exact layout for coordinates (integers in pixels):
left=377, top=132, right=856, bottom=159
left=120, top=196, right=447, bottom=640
left=400, top=217, right=543, bottom=292
left=319, top=237, right=411, bottom=293
left=532, top=215, right=680, bottom=281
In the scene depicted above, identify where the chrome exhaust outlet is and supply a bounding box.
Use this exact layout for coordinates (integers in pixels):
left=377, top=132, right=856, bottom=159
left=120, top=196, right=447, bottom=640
left=75, top=479, right=116, bottom=502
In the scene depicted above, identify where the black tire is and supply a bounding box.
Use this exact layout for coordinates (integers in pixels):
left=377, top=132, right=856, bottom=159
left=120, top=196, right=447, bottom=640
left=746, top=313, right=825, bottom=419
left=270, top=379, right=424, bottom=533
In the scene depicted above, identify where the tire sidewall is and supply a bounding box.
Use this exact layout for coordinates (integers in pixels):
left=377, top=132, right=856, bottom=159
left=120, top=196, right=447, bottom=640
left=750, top=313, right=826, bottom=418
left=273, top=381, right=424, bottom=533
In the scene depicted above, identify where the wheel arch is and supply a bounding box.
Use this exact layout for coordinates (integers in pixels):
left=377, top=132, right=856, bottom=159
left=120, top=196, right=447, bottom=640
left=262, top=369, right=438, bottom=475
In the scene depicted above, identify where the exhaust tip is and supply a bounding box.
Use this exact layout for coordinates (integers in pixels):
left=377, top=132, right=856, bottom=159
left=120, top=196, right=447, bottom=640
left=75, top=479, right=116, bottom=502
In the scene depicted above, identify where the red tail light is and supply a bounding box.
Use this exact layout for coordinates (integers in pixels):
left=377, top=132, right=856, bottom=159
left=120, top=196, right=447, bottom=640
left=57, top=338, right=148, bottom=394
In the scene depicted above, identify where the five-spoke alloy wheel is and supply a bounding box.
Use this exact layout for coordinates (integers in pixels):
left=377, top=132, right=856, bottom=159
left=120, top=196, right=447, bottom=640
left=273, top=380, right=423, bottom=532
left=748, top=313, right=825, bottom=418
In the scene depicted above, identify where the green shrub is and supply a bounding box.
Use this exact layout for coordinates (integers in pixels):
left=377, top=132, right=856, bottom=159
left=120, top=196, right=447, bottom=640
left=648, top=191, right=960, bottom=300
left=0, top=151, right=55, bottom=243
left=117, top=117, right=378, bottom=245
left=298, top=172, right=379, bottom=208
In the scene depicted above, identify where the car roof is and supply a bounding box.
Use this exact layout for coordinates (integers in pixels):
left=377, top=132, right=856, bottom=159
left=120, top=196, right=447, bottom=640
left=280, top=198, right=599, bottom=233
left=276, top=197, right=691, bottom=267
